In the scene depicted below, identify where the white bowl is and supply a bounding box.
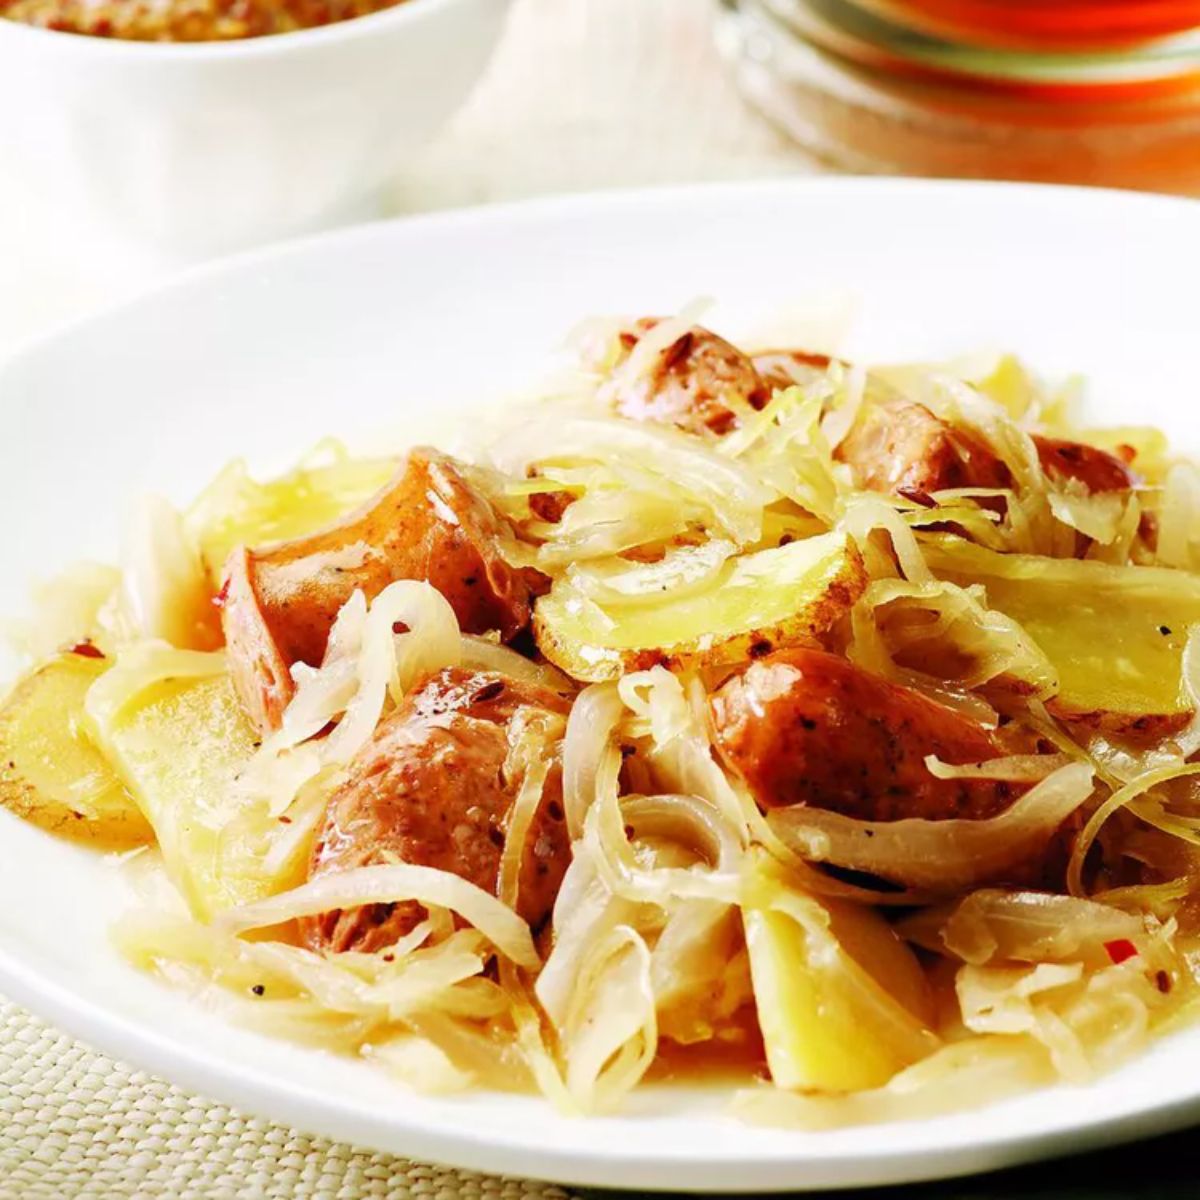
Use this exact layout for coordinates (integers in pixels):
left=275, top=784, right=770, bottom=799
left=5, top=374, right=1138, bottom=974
left=0, top=0, right=511, bottom=254
left=1, top=180, right=1199, bottom=1192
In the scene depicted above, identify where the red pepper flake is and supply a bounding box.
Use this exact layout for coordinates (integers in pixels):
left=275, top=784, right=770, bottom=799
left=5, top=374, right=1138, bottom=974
left=1104, top=938, right=1139, bottom=965
left=1156, top=970, right=1172, bottom=994
left=69, top=640, right=105, bottom=660
left=214, top=577, right=231, bottom=609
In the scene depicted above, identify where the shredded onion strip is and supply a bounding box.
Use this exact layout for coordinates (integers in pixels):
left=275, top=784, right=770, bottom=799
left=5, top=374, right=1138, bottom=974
left=562, top=682, right=625, bottom=840
left=1067, top=763, right=1200, bottom=898
left=561, top=925, right=657, bottom=1112
left=925, top=753, right=1073, bottom=783
left=217, top=864, right=541, bottom=970
left=771, top=763, right=1095, bottom=892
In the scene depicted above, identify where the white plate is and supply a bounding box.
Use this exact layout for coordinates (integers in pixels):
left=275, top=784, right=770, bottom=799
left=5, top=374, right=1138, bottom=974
left=1, top=179, right=1198, bottom=1193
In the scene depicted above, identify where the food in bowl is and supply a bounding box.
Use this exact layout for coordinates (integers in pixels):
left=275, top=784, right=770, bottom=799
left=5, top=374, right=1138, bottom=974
left=0, top=0, right=510, bottom=254
left=3, top=310, right=1199, bottom=1126
left=0, top=0, right=409, bottom=40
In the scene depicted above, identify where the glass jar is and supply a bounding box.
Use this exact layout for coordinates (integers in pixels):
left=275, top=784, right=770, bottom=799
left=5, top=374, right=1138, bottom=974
left=715, top=0, right=1200, bottom=195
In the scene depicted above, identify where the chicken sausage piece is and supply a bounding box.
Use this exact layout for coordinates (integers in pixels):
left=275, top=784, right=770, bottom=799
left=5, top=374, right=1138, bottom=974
left=300, top=667, right=572, bottom=955
left=836, top=395, right=1012, bottom=499
left=837, top=395, right=1137, bottom=500
left=1034, top=435, right=1139, bottom=494
left=710, top=648, right=1020, bottom=823
left=601, top=319, right=770, bottom=437
left=599, top=323, right=836, bottom=437
left=221, top=448, right=536, bottom=733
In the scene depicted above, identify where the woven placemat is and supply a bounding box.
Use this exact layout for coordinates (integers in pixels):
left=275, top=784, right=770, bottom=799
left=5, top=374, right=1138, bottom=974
left=0, top=997, right=579, bottom=1200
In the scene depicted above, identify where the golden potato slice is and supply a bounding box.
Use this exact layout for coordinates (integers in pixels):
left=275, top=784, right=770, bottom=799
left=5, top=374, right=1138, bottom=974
left=0, top=653, right=151, bottom=848
left=534, top=531, right=866, bottom=682
left=744, top=878, right=937, bottom=1093
left=925, top=536, right=1200, bottom=736
left=89, top=658, right=307, bottom=920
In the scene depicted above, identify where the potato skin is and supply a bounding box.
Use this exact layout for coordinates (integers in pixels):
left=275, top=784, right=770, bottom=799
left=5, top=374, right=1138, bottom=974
left=0, top=651, right=152, bottom=848
left=221, top=448, right=537, bottom=732
left=711, top=648, right=1020, bottom=823
left=1046, top=703, right=1190, bottom=744
left=300, top=667, right=572, bottom=954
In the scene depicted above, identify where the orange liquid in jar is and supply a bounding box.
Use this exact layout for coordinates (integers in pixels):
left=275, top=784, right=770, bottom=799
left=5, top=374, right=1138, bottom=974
left=874, top=0, right=1200, bottom=50
left=717, top=0, right=1200, bottom=195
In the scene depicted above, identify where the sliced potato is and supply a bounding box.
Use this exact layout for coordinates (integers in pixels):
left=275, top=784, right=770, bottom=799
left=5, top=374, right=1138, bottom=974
left=89, top=664, right=306, bottom=920
left=187, top=449, right=398, bottom=578
left=744, top=878, right=937, bottom=1093
left=824, top=900, right=935, bottom=1028
left=534, top=531, right=866, bottom=682
left=0, top=653, right=151, bottom=848
left=925, top=536, right=1200, bottom=735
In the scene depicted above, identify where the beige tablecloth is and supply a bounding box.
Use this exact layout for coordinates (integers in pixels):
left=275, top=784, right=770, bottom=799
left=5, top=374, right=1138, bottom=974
left=0, top=1001, right=578, bottom=1200
left=0, top=2, right=817, bottom=1196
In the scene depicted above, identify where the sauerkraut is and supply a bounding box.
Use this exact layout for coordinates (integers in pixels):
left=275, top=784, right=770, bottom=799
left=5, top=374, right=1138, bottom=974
left=4, top=309, right=1200, bottom=1131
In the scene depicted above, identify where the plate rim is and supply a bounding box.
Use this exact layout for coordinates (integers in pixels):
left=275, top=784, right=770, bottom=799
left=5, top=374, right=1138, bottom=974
left=4, top=174, right=1199, bottom=378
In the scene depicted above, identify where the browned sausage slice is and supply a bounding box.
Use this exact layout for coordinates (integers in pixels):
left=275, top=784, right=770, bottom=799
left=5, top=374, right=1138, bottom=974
left=220, top=448, right=536, bottom=732
left=838, top=395, right=1137, bottom=500
left=602, top=319, right=770, bottom=437
left=710, top=648, right=1021, bottom=823
left=300, top=667, right=572, bottom=954
left=1034, top=435, right=1138, bottom=494
left=836, top=395, right=1013, bottom=499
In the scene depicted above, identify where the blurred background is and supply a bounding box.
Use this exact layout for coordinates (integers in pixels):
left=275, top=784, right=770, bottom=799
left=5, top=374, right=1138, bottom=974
left=6, top=0, right=1198, bottom=356
left=2, top=0, right=805, bottom=350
